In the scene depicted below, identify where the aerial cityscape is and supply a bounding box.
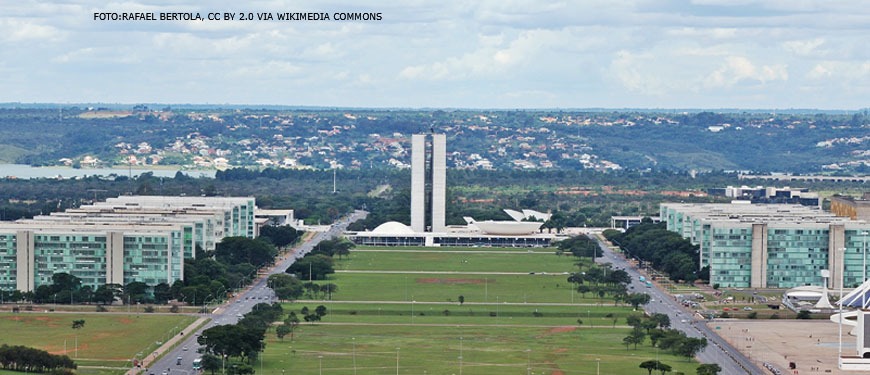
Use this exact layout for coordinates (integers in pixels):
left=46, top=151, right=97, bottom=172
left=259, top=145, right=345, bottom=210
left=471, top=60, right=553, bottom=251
left=1, top=1, right=869, bottom=375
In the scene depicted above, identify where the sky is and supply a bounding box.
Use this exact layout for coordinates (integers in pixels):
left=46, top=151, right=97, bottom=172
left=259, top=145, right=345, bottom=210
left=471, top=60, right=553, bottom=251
left=1, top=0, right=869, bottom=109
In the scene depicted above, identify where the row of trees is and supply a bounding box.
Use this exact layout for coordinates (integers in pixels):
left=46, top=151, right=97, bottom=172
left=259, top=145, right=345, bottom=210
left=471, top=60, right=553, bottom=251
left=196, top=302, right=283, bottom=374
left=0, top=344, right=76, bottom=374
left=603, top=221, right=707, bottom=283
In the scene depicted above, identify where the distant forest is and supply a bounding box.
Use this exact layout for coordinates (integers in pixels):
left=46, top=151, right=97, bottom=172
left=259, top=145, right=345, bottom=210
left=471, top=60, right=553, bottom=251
left=1, top=168, right=866, bottom=230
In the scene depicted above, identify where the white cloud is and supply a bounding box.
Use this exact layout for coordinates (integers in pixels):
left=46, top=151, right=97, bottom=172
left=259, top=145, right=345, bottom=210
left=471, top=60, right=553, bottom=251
left=704, top=56, right=788, bottom=88
left=0, top=18, right=65, bottom=43
left=782, top=38, right=825, bottom=57
left=807, top=64, right=832, bottom=79
left=0, top=0, right=869, bottom=108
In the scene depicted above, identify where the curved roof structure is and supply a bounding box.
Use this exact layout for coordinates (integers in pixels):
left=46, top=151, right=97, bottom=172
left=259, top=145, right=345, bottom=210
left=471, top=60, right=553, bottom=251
left=472, top=220, right=543, bottom=235
left=370, top=221, right=415, bottom=235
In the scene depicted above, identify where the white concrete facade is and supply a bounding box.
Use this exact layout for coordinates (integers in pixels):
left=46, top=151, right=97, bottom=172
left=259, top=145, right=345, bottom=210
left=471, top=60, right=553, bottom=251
left=431, top=133, right=447, bottom=233
left=411, top=134, right=426, bottom=232
left=410, top=133, right=447, bottom=233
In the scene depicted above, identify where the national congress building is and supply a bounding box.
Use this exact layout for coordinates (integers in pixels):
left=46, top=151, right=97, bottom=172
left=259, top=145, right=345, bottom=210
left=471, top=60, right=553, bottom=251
left=0, top=196, right=255, bottom=292
left=660, top=202, right=870, bottom=289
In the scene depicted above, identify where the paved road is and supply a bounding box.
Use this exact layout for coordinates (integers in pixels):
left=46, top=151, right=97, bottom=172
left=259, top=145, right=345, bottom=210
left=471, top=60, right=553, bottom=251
left=140, top=210, right=367, bottom=375
left=593, top=235, right=765, bottom=375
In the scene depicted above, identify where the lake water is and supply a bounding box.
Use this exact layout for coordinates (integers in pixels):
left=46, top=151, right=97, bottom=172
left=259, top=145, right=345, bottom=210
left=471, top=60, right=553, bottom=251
left=0, top=164, right=216, bottom=179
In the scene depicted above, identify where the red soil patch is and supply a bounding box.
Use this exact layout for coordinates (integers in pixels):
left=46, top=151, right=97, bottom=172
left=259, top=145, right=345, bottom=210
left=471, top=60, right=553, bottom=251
left=416, top=278, right=485, bottom=285
left=547, top=326, right=576, bottom=334
left=118, top=317, right=135, bottom=324
left=551, top=371, right=565, bottom=375
left=554, top=348, right=569, bottom=353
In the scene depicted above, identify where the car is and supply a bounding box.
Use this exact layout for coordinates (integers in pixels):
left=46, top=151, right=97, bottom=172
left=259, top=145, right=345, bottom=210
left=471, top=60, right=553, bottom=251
left=236, top=313, right=243, bottom=317
left=743, top=306, right=753, bottom=311
left=182, top=346, right=188, bottom=351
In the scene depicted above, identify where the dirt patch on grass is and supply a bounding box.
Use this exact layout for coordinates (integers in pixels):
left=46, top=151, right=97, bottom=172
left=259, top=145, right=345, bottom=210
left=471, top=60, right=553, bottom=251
left=118, top=317, right=135, bottom=324
left=547, top=326, right=576, bottom=334
left=535, top=326, right=577, bottom=339
left=416, top=278, right=485, bottom=285
left=553, top=348, right=569, bottom=353
left=4, top=315, right=62, bottom=327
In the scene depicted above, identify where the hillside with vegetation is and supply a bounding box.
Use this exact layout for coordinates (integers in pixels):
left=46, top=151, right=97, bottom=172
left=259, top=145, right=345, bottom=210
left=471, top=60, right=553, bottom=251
left=0, top=106, right=868, bottom=174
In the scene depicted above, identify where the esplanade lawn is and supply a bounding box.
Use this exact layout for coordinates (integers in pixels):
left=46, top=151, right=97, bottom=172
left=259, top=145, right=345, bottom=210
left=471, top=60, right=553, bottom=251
left=267, top=245, right=700, bottom=374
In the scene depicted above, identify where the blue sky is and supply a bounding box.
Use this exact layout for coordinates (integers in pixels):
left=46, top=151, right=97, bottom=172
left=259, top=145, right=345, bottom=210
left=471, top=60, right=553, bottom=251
left=1, top=0, right=868, bottom=109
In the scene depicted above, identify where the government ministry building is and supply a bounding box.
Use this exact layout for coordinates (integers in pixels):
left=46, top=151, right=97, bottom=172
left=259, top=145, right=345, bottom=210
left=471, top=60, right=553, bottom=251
left=660, top=202, right=870, bottom=289
left=0, top=196, right=255, bottom=292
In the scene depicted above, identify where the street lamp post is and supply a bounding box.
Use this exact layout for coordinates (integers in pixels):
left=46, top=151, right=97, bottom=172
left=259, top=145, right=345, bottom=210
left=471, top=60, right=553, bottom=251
left=839, top=247, right=846, bottom=364
left=526, top=349, right=531, bottom=375
left=863, top=231, right=869, bottom=309
left=458, top=337, right=463, bottom=375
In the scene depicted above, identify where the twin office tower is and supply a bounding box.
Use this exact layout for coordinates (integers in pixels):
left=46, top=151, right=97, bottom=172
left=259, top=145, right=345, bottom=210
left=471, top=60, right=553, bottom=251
left=411, top=133, right=446, bottom=233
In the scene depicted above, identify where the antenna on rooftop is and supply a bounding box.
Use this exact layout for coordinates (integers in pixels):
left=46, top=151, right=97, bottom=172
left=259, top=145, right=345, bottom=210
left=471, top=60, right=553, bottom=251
left=332, top=168, right=337, bottom=194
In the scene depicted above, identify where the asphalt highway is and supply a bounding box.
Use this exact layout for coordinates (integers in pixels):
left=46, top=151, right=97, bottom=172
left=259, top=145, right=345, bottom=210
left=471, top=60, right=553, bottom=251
left=141, top=210, right=367, bottom=375
left=593, top=235, right=765, bottom=375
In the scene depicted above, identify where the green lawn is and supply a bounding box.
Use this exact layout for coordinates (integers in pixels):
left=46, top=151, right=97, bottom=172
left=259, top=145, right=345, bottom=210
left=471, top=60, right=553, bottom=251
left=260, top=325, right=699, bottom=375
left=264, top=245, right=702, bottom=374
left=287, top=301, right=633, bottom=326
left=315, top=272, right=604, bottom=304
left=0, top=312, right=196, bottom=371
left=355, top=245, right=556, bottom=253
left=337, top=249, right=577, bottom=273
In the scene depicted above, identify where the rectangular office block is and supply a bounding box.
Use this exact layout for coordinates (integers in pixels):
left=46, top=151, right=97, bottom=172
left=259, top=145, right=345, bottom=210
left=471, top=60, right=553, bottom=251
left=431, top=133, right=446, bottom=233
left=411, top=134, right=426, bottom=232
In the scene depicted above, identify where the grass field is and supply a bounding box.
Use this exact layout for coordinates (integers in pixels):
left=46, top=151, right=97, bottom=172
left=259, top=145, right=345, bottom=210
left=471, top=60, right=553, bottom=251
left=258, top=325, right=700, bottom=375
left=337, top=249, right=578, bottom=273
left=0, top=313, right=196, bottom=373
left=265, top=246, right=702, bottom=374
left=319, top=272, right=602, bottom=304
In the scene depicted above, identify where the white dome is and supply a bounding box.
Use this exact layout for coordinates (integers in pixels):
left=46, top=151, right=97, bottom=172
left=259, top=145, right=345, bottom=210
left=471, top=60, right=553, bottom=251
left=371, top=221, right=415, bottom=235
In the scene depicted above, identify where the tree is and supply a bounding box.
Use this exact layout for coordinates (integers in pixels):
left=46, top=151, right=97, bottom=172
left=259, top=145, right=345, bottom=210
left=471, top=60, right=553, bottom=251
left=322, top=283, right=338, bottom=300
left=71, top=320, right=85, bottom=329
left=258, top=225, right=301, bottom=248
left=314, top=305, right=328, bottom=318
left=215, top=237, right=278, bottom=268
left=640, top=360, right=664, bottom=375
left=124, top=281, right=150, bottom=304
left=284, top=312, right=300, bottom=341
left=696, top=363, right=722, bottom=375
left=657, top=362, right=673, bottom=375
left=288, top=254, right=335, bottom=281
left=796, top=310, right=812, bottom=319
left=93, top=284, right=117, bottom=305
left=626, top=293, right=652, bottom=309
left=270, top=274, right=304, bottom=301
left=676, top=337, right=707, bottom=359
left=276, top=325, right=291, bottom=341
left=201, top=354, right=221, bottom=375
left=458, top=295, right=465, bottom=305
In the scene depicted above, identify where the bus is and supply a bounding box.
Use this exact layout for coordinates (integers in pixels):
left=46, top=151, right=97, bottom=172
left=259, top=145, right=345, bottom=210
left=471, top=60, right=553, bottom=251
left=192, top=358, right=202, bottom=371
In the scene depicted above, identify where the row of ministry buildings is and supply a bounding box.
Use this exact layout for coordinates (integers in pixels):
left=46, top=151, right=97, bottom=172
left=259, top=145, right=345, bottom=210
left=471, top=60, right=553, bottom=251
left=661, top=199, right=870, bottom=289
left=0, top=196, right=256, bottom=293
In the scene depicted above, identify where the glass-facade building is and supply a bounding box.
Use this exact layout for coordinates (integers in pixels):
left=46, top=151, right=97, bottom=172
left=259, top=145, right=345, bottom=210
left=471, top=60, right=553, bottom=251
left=0, top=196, right=256, bottom=292
left=661, top=203, right=870, bottom=289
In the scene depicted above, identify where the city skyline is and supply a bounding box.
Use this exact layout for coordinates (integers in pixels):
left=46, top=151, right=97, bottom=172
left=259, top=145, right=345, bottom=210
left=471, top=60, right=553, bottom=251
left=1, top=1, right=869, bottom=109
